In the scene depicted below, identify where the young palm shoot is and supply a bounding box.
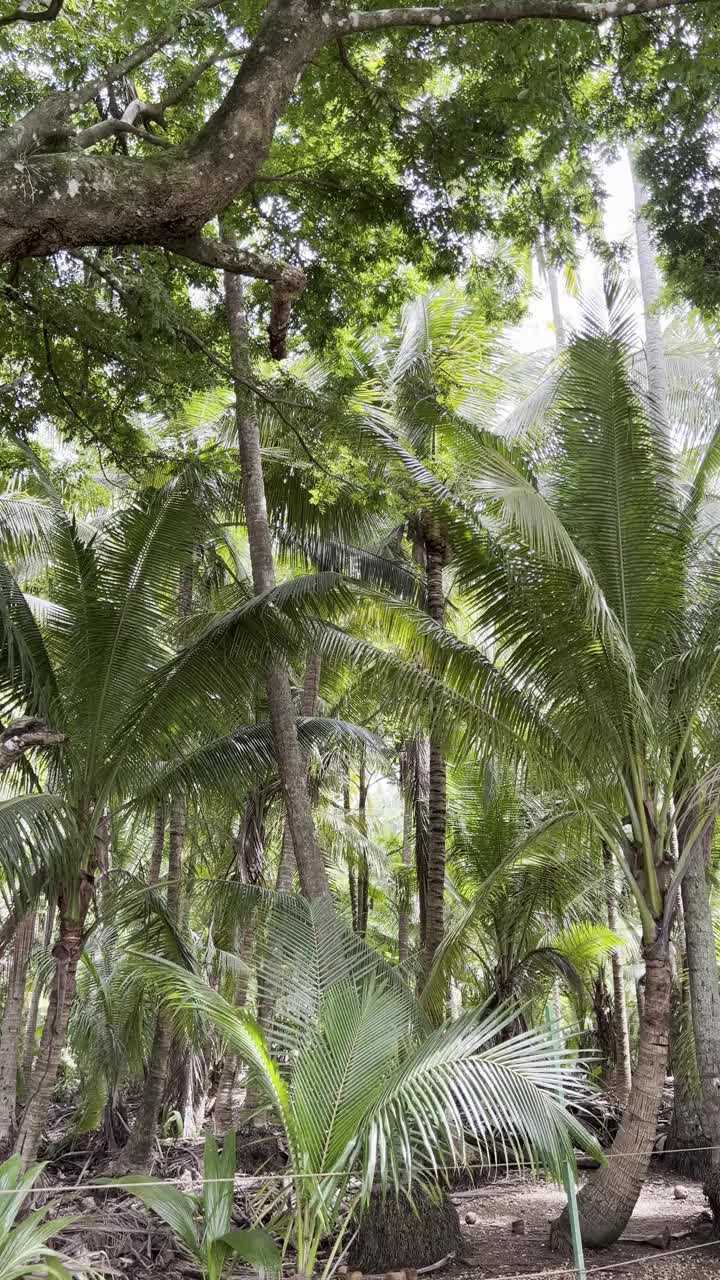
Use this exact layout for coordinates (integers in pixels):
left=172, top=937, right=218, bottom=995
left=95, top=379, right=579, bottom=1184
left=114, top=1131, right=280, bottom=1280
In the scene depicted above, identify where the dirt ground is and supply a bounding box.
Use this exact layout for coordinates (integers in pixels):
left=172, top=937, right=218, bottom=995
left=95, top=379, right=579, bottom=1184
left=449, top=1168, right=718, bottom=1280
left=52, top=1161, right=719, bottom=1278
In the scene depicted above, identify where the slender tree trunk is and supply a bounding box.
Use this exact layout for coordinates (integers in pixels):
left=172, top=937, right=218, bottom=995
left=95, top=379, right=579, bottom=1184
left=0, top=913, right=35, bottom=1151
left=604, top=845, right=632, bottom=1106
left=123, top=792, right=185, bottom=1171
left=415, top=737, right=429, bottom=948
left=15, top=894, right=89, bottom=1169
left=630, top=150, right=669, bottom=425
left=148, top=803, right=166, bottom=887
left=677, top=806, right=720, bottom=1213
left=422, top=531, right=447, bottom=982
left=550, top=942, right=671, bottom=1248
left=537, top=239, right=566, bottom=350
left=345, top=780, right=358, bottom=929
left=398, top=754, right=413, bottom=966
left=223, top=261, right=328, bottom=900
left=215, top=797, right=264, bottom=1132
left=356, top=758, right=369, bottom=938
left=276, top=654, right=322, bottom=893
left=21, top=902, right=55, bottom=1095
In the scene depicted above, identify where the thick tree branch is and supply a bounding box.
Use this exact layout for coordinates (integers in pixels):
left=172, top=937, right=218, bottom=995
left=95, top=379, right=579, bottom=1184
left=0, top=0, right=707, bottom=269
left=336, top=0, right=706, bottom=30
left=0, top=719, right=65, bottom=772
left=0, top=0, right=64, bottom=25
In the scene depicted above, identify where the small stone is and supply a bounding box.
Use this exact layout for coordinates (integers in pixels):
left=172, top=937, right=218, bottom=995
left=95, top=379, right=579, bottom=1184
left=337, top=1269, right=348, bottom=1276
left=465, top=1212, right=479, bottom=1225
left=673, top=1185, right=689, bottom=1200
left=511, top=1219, right=526, bottom=1235
left=349, top=1271, right=364, bottom=1280
left=80, top=1196, right=95, bottom=1212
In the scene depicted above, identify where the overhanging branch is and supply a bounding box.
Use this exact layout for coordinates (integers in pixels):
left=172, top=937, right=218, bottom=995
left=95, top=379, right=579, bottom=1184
left=0, top=0, right=64, bottom=25
left=336, top=0, right=707, bottom=29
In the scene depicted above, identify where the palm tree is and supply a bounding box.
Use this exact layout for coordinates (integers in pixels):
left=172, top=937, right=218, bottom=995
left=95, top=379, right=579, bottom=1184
left=372, top=277, right=720, bottom=1244
left=0, top=469, right=266, bottom=1165
left=138, top=895, right=599, bottom=1280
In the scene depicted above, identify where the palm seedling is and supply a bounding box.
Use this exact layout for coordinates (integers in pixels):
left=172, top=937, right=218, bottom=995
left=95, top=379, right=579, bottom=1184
left=0, top=1154, right=74, bottom=1279
left=117, top=1131, right=280, bottom=1280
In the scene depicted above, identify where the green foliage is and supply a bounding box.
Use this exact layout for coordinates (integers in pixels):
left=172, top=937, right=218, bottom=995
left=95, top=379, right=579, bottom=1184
left=0, top=1155, right=74, bottom=1280
left=114, top=1132, right=280, bottom=1280
left=135, top=897, right=599, bottom=1279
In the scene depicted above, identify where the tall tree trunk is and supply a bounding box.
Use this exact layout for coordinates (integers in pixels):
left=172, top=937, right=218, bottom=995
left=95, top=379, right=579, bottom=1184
left=0, top=913, right=35, bottom=1151
left=630, top=151, right=669, bottom=426
left=676, top=804, right=720, bottom=1215
left=21, top=902, right=55, bottom=1096
left=215, top=797, right=264, bottom=1132
left=604, top=845, right=632, bottom=1105
left=398, top=748, right=413, bottom=966
left=550, top=942, right=671, bottom=1248
left=537, top=239, right=566, bottom=350
left=123, top=792, right=186, bottom=1171
left=15, top=887, right=92, bottom=1169
left=224, top=261, right=328, bottom=901
left=415, top=737, right=429, bottom=948
left=148, top=802, right=166, bottom=887
left=276, top=654, right=322, bottom=893
left=422, top=529, right=447, bottom=982
left=356, top=758, right=369, bottom=938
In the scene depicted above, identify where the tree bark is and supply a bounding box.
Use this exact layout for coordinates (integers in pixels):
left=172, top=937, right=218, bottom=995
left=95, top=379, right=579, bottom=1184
left=15, top=896, right=88, bottom=1169
left=398, top=750, right=413, bottom=966
left=422, top=529, right=447, bottom=982
left=148, top=802, right=166, bottom=887
left=415, top=737, right=429, bottom=948
left=550, top=943, right=671, bottom=1248
left=224, top=261, right=328, bottom=900
left=603, top=845, right=632, bottom=1106
left=0, top=913, right=35, bottom=1151
left=276, top=653, right=322, bottom=893
left=356, top=758, right=369, bottom=938
left=677, top=807, right=720, bottom=1206
left=21, top=902, right=55, bottom=1096
left=123, top=791, right=185, bottom=1171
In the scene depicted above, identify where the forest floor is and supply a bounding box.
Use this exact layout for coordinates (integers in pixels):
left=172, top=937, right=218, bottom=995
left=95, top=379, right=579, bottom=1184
left=46, top=1153, right=718, bottom=1279
left=451, top=1168, right=717, bottom=1280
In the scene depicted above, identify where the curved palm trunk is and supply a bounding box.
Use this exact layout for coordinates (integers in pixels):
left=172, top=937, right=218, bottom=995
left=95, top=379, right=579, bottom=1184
left=422, top=531, right=447, bottom=983
left=224, top=262, right=328, bottom=901
left=0, top=913, right=35, bottom=1152
left=551, top=943, right=671, bottom=1248
left=603, top=845, right=632, bottom=1105
left=123, top=792, right=185, bottom=1171
left=15, top=900, right=86, bottom=1169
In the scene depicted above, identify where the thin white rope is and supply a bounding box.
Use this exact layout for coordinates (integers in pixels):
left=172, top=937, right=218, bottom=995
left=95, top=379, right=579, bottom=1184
left=10, top=1141, right=720, bottom=1196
